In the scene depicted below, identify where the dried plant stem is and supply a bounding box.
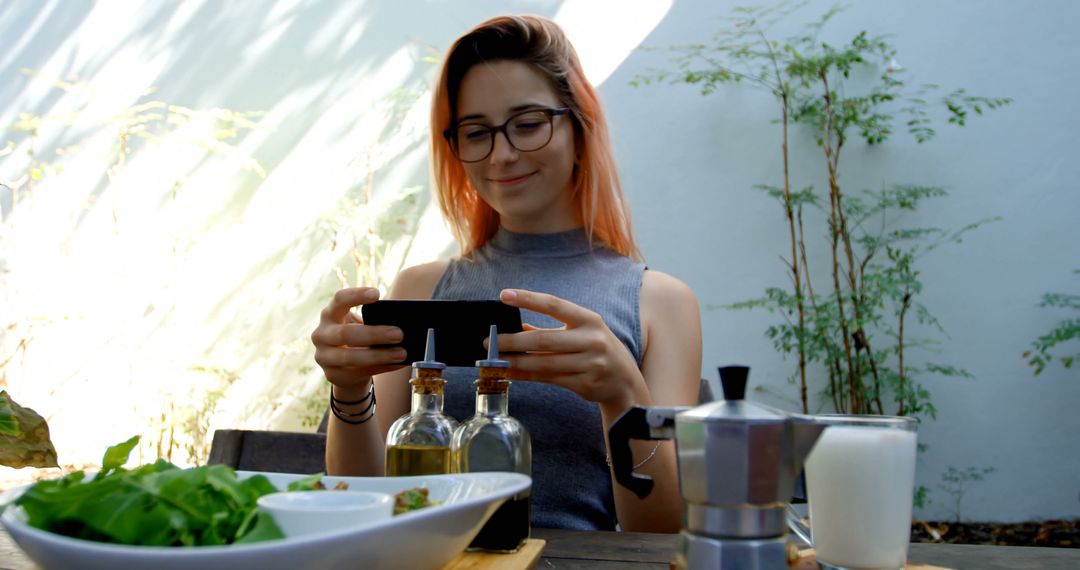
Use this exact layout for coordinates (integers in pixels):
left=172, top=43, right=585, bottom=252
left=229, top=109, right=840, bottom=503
left=856, top=243, right=885, bottom=414
left=757, top=30, right=810, bottom=414
left=797, top=205, right=839, bottom=411
left=897, top=291, right=912, bottom=415
left=780, top=95, right=809, bottom=413
left=820, top=74, right=858, bottom=413
left=364, top=141, right=378, bottom=287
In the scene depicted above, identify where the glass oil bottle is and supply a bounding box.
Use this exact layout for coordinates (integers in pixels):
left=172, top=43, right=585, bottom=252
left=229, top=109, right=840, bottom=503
left=385, top=328, right=457, bottom=476
left=451, top=325, right=532, bottom=552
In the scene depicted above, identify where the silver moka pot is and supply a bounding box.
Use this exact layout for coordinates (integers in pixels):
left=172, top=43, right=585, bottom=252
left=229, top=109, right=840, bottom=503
left=608, top=366, right=824, bottom=570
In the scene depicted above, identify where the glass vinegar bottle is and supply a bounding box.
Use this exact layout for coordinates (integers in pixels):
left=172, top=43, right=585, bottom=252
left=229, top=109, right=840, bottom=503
left=385, top=328, right=458, bottom=476
left=452, top=325, right=532, bottom=552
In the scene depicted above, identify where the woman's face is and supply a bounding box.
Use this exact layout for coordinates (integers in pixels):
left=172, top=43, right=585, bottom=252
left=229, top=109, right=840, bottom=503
left=454, top=60, right=578, bottom=233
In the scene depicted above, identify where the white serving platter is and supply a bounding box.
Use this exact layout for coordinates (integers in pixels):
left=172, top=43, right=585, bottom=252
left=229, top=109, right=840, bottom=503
left=1, top=471, right=531, bottom=570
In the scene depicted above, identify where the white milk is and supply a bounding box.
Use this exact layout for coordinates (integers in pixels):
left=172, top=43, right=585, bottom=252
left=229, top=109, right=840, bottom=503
left=804, top=425, right=917, bottom=570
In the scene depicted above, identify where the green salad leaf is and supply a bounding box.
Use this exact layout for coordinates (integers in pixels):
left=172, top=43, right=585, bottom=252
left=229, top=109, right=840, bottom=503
left=392, top=487, right=434, bottom=515
left=284, top=472, right=325, bottom=492
left=99, top=435, right=140, bottom=476
left=11, top=436, right=286, bottom=546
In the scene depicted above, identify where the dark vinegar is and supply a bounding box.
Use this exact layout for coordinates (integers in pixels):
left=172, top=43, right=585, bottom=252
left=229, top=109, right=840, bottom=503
left=467, top=493, right=531, bottom=552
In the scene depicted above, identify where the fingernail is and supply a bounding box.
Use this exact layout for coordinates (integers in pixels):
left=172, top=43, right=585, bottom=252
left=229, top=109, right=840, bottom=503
left=363, top=289, right=379, bottom=300
left=501, top=289, right=517, bottom=301
left=387, top=328, right=403, bottom=342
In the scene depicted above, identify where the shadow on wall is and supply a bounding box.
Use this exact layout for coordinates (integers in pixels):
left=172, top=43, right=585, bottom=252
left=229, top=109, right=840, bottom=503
left=0, top=1, right=575, bottom=466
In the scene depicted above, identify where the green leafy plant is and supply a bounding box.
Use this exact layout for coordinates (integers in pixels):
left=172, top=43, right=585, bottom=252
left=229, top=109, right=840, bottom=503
left=1, top=70, right=267, bottom=469
left=1, top=69, right=264, bottom=216
left=635, top=3, right=1009, bottom=416
left=320, top=86, right=426, bottom=294
left=913, top=484, right=930, bottom=510
left=298, top=86, right=427, bottom=428
left=2, top=68, right=432, bottom=474
left=10, top=436, right=286, bottom=546
left=937, top=465, right=995, bottom=523
left=1023, top=270, right=1080, bottom=375
left=300, top=386, right=329, bottom=430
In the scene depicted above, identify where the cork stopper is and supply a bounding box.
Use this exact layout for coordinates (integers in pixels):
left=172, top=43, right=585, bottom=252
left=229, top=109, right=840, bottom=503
left=410, top=368, right=446, bottom=395
left=476, top=324, right=511, bottom=394
left=410, top=328, right=446, bottom=394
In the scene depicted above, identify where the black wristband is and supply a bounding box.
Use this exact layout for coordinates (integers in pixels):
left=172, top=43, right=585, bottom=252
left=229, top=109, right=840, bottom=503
left=329, top=384, right=376, bottom=424
left=331, top=383, right=374, bottom=406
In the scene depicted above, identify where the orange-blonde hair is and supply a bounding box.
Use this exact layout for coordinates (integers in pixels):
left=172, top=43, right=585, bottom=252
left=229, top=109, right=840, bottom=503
left=430, top=14, right=641, bottom=260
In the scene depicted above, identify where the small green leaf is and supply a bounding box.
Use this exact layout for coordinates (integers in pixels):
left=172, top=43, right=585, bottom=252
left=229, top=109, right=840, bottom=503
left=101, top=435, right=141, bottom=474
left=235, top=512, right=285, bottom=543
left=286, top=473, right=326, bottom=491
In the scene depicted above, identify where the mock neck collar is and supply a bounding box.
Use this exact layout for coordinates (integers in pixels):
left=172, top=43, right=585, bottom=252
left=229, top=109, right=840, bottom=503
left=488, top=227, right=596, bottom=258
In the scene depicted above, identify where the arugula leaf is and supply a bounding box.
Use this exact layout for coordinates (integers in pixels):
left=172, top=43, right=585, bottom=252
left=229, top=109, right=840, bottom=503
left=393, top=487, right=434, bottom=515
left=285, top=473, right=325, bottom=491
left=99, top=435, right=141, bottom=477
left=14, top=437, right=285, bottom=546
left=234, top=512, right=284, bottom=544
left=73, top=480, right=173, bottom=545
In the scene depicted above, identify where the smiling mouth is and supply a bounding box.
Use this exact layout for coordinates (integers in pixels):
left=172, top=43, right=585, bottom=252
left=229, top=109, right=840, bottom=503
left=491, top=172, right=536, bottom=186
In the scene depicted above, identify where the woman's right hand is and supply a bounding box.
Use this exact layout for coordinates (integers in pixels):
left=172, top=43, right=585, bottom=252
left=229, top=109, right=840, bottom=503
left=311, top=287, right=409, bottom=394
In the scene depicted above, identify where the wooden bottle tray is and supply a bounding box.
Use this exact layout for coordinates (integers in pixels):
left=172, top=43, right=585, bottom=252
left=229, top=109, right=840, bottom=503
left=443, top=538, right=546, bottom=570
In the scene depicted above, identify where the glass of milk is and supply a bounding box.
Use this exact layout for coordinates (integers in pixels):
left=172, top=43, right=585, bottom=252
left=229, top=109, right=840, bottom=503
left=804, top=415, right=918, bottom=570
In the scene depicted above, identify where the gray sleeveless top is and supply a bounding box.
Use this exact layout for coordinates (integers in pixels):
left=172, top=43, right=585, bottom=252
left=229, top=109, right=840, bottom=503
left=432, top=227, right=645, bottom=531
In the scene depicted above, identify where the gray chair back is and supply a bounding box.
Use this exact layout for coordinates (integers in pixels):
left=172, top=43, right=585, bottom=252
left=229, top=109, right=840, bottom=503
left=208, top=429, right=326, bottom=474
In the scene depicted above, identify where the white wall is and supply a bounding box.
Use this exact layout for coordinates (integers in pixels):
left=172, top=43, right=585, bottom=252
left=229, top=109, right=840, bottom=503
left=615, top=0, right=1080, bottom=523
left=1, top=0, right=1076, bottom=522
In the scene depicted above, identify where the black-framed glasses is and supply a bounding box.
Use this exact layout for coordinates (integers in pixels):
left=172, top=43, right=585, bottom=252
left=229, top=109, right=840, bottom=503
left=443, top=107, right=570, bottom=163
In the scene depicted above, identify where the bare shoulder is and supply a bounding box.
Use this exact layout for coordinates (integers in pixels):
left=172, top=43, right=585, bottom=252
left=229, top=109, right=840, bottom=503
left=639, top=269, right=702, bottom=404
left=388, top=260, right=450, bottom=299
left=641, top=270, right=699, bottom=314
left=640, top=269, right=701, bottom=345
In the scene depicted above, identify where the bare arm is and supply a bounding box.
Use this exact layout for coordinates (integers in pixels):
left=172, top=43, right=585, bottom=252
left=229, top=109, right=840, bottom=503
left=317, top=261, right=448, bottom=475
left=615, top=269, right=702, bottom=532
left=494, top=270, right=702, bottom=532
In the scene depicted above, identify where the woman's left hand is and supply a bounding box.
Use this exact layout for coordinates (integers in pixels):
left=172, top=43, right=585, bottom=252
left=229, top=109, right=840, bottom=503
left=493, top=289, right=647, bottom=411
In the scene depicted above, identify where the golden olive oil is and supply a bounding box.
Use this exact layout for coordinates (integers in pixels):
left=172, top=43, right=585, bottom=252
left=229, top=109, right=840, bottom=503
left=385, top=444, right=451, bottom=476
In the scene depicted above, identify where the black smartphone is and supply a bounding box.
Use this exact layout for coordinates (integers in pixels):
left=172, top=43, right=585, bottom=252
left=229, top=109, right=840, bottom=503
left=360, top=300, right=523, bottom=367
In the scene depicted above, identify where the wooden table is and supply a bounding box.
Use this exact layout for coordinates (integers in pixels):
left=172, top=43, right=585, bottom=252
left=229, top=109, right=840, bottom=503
left=530, top=528, right=1080, bottom=570
left=3, top=525, right=1079, bottom=569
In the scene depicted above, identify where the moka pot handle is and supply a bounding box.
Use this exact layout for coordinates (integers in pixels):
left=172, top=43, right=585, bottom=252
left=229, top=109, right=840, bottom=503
left=608, top=405, right=683, bottom=499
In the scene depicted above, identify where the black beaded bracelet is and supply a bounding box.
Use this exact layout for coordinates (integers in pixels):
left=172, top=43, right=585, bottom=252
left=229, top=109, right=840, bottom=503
left=329, top=384, right=376, bottom=425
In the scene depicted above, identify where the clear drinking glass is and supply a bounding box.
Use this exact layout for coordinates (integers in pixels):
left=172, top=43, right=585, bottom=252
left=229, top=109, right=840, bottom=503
left=804, top=415, right=918, bottom=570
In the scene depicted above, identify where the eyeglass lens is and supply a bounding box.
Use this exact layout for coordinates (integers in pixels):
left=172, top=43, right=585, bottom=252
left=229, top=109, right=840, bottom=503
left=453, top=110, right=554, bottom=162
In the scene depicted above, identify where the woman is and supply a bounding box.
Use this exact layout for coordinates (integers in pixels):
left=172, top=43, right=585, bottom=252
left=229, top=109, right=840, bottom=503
left=311, top=14, right=701, bottom=533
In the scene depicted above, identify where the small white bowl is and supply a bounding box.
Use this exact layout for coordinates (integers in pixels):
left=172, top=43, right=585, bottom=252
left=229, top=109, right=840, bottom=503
left=257, top=490, right=393, bottom=538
